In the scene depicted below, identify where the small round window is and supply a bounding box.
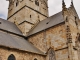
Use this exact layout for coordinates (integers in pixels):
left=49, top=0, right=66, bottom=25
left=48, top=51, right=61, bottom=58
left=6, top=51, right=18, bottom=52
left=8, top=54, right=16, bottom=60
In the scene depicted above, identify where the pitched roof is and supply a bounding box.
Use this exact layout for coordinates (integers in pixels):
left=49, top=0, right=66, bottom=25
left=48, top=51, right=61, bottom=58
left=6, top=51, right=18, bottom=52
left=0, top=31, right=45, bottom=55
left=0, top=11, right=64, bottom=55
left=0, top=18, right=22, bottom=35
left=28, top=11, right=64, bottom=36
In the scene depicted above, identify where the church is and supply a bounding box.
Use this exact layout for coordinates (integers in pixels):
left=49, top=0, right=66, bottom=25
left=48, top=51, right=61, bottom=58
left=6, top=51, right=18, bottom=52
left=0, top=0, right=80, bottom=60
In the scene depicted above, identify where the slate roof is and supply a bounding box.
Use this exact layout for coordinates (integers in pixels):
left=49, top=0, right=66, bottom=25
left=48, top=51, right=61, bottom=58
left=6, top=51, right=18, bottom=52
left=0, top=18, right=45, bottom=55
left=28, top=11, right=64, bottom=36
left=0, top=18, right=23, bottom=35
left=0, top=31, right=45, bottom=55
left=0, top=11, right=64, bottom=55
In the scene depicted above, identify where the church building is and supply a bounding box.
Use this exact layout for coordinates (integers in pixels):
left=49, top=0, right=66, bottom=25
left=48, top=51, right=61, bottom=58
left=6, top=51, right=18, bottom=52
left=0, top=0, right=80, bottom=60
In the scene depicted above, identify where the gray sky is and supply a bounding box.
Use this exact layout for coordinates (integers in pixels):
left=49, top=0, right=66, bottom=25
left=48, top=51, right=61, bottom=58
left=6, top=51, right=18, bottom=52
left=0, top=0, right=80, bottom=19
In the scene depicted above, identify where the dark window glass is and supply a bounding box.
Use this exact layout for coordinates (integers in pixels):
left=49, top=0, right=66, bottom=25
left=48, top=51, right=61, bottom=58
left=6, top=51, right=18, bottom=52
left=8, top=54, right=16, bottom=60
left=78, top=34, right=80, bottom=41
left=16, top=0, right=18, bottom=7
left=66, top=17, right=68, bottom=22
left=30, top=15, right=31, bottom=18
left=75, top=16, right=77, bottom=20
left=34, top=58, right=37, bottom=60
left=75, top=21, right=78, bottom=25
left=35, top=0, right=39, bottom=6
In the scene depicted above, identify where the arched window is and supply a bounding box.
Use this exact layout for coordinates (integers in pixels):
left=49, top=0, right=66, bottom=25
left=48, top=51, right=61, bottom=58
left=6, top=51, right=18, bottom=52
left=34, top=58, right=37, bottom=60
left=48, top=49, right=56, bottom=60
left=8, top=54, right=16, bottom=60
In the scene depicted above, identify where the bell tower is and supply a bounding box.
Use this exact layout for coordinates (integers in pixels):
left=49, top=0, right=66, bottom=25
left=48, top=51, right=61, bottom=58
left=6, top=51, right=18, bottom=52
left=7, top=0, right=49, bottom=36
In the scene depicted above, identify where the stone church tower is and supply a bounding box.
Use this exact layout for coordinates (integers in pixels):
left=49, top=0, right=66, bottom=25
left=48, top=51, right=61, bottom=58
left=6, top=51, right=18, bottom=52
left=0, top=0, right=80, bottom=60
left=7, top=0, right=49, bottom=35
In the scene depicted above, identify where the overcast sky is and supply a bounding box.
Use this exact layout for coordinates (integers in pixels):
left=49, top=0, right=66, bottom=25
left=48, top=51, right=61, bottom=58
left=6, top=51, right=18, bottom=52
left=0, top=0, right=80, bottom=19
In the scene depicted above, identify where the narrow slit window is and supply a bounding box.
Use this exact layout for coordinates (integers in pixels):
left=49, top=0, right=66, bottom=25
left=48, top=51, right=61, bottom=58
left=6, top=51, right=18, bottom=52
left=30, top=15, right=31, bottom=18
left=16, top=0, right=19, bottom=7
left=66, top=17, right=68, bottom=22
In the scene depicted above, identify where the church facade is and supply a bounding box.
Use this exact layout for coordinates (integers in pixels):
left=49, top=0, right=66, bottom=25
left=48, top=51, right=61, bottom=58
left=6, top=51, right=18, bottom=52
left=0, top=0, right=80, bottom=60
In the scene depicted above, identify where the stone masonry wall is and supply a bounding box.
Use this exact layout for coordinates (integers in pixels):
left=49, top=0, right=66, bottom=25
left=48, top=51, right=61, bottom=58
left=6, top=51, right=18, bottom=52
left=28, top=23, right=69, bottom=60
left=55, top=49, right=68, bottom=60
left=29, top=31, right=47, bottom=53
left=46, top=23, right=67, bottom=50
left=0, top=47, right=46, bottom=60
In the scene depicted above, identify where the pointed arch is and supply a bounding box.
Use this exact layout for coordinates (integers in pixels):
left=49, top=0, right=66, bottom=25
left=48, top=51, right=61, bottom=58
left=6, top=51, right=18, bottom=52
left=8, top=54, right=16, bottom=60
left=47, top=48, right=56, bottom=60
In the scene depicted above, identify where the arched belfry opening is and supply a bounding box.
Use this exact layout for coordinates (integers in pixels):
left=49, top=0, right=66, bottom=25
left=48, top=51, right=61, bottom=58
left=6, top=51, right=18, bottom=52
left=35, top=0, right=39, bottom=6
left=8, top=54, right=16, bottom=60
